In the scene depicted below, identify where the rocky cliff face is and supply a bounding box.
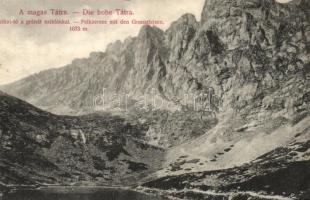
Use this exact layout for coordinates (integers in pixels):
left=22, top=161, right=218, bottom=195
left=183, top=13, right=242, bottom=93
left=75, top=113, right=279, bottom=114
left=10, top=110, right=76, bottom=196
left=2, top=0, right=309, bottom=121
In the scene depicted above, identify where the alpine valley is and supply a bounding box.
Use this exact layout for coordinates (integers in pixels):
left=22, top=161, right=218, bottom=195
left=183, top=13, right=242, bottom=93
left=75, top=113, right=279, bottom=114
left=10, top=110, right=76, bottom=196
left=0, top=0, right=309, bottom=199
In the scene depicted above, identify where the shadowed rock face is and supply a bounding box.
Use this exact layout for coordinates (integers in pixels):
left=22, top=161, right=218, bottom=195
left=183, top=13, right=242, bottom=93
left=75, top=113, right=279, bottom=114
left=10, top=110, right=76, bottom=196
left=0, top=92, right=165, bottom=186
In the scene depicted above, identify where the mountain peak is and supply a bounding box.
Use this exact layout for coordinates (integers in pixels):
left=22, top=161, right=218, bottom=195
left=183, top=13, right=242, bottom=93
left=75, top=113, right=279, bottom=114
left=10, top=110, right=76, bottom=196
left=2, top=0, right=309, bottom=119
left=106, top=40, right=122, bottom=53
left=167, top=13, right=198, bottom=32
left=138, top=25, right=164, bottom=38
left=178, top=13, right=197, bottom=23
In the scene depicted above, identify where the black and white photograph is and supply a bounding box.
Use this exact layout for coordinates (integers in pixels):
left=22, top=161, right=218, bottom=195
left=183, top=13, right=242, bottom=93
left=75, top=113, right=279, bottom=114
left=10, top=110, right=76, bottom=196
left=0, top=0, right=309, bottom=199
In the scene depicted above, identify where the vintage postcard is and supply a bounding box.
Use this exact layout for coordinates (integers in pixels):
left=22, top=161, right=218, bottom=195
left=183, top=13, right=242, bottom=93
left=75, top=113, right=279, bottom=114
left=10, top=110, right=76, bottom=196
left=0, top=0, right=309, bottom=199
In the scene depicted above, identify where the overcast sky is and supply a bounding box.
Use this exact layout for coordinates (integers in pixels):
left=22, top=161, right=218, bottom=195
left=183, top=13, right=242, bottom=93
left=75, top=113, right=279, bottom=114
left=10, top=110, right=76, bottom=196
left=0, top=0, right=292, bottom=85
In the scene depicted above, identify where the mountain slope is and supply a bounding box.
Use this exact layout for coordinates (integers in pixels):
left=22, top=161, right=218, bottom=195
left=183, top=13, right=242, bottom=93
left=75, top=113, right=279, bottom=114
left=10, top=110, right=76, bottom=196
left=142, top=132, right=310, bottom=199
left=2, top=0, right=309, bottom=175
left=0, top=0, right=309, bottom=199
left=156, top=112, right=309, bottom=175
left=1, top=0, right=309, bottom=119
left=0, top=91, right=165, bottom=187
